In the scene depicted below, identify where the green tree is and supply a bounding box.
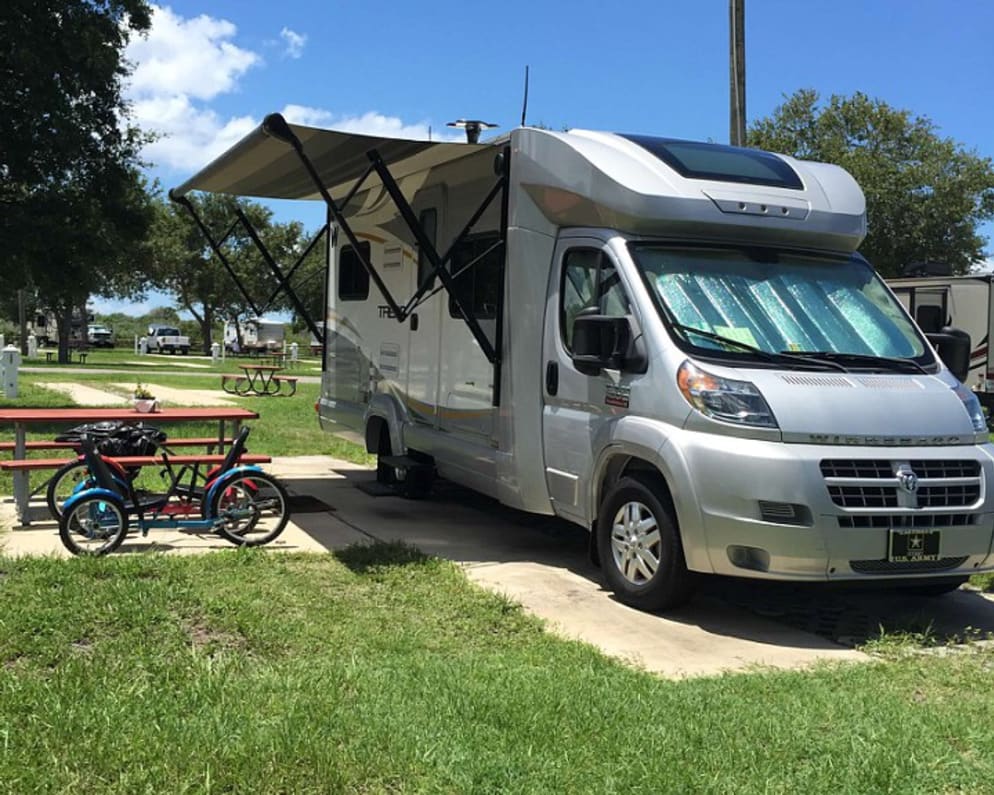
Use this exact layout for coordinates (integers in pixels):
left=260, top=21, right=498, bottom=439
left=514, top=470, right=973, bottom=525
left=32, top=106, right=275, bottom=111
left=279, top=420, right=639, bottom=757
left=149, top=194, right=313, bottom=353
left=748, top=90, right=994, bottom=277
left=0, top=0, right=154, bottom=359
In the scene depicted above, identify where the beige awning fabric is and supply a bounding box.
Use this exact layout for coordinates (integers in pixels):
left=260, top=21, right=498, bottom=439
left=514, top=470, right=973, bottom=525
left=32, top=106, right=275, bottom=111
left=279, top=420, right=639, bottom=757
left=170, top=114, right=489, bottom=201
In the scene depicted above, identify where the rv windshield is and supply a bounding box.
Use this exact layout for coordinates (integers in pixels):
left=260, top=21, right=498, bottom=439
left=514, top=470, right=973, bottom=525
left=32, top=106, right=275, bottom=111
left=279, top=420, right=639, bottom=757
left=630, top=245, right=933, bottom=370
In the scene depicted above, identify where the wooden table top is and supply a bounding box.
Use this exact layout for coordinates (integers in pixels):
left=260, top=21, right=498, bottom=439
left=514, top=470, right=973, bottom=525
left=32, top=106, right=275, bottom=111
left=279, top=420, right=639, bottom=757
left=0, top=407, right=260, bottom=423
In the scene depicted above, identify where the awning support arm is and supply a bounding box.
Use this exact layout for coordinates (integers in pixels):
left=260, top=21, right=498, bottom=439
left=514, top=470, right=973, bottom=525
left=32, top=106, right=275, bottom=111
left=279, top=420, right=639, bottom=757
left=261, top=114, right=405, bottom=322
left=259, top=224, right=328, bottom=314
left=368, top=151, right=499, bottom=364
left=234, top=208, right=327, bottom=344
left=402, top=174, right=505, bottom=315
left=168, top=192, right=262, bottom=317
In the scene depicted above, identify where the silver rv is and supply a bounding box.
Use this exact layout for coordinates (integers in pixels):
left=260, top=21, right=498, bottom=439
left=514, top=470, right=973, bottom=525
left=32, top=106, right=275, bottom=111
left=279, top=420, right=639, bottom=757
left=173, top=116, right=994, bottom=609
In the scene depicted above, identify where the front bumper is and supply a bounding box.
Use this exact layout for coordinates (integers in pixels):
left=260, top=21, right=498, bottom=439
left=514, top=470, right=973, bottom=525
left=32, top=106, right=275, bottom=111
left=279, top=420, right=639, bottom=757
left=672, top=430, right=994, bottom=581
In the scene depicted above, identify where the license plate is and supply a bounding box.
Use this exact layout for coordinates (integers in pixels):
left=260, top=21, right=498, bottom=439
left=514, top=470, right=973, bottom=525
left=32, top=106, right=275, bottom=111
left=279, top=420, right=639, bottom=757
left=889, top=529, right=940, bottom=562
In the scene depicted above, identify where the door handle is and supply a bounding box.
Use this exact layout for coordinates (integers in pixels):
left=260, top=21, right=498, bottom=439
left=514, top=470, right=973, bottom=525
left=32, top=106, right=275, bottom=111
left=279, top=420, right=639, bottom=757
left=410, top=313, right=419, bottom=331
left=546, top=361, right=559, bottom=395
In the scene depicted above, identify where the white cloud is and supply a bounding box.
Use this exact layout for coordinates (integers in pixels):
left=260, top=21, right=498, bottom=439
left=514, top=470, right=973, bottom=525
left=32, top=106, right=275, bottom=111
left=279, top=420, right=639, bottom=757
left=124, top=6, right=455, bottom=172
left=279, top=27, right=306, bottom=59
left=126, top=5, right=259, bottom=102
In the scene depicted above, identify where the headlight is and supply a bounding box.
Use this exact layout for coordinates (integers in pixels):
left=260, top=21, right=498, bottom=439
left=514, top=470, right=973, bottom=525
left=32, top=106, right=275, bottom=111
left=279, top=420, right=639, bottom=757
left=677, top=361, right=778, bottom=428
left=952, top=383, right=988, bottom=433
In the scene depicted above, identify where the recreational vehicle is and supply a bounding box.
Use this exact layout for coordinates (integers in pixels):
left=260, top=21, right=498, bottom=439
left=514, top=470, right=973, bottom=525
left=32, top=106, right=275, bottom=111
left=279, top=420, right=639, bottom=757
left=224, top=317, right=286, bottom=354
left=172, top=115, right=994, bottom=610
left=888, top=274, right=994, bottom=402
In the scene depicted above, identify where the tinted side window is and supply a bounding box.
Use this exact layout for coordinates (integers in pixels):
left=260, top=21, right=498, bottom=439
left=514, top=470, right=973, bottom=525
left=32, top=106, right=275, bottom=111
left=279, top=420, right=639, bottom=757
left=339, top=242, right=371, bottom=301
left=448, top=233, right=502, bottom=319
left=560, top=248, right=630, bottom=352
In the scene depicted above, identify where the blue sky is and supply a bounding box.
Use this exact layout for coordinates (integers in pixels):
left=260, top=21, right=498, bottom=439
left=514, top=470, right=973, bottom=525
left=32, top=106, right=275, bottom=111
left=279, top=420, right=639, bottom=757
left=98, top=0, right=994, bottom=314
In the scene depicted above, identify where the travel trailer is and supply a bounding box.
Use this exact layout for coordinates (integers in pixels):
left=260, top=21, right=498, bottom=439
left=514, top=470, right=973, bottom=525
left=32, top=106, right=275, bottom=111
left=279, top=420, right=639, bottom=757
left=223, top=317, right=285, bottom=353
left=888, top=274, right=994, bottom=402
left=172, top=114, right=994, bottom=610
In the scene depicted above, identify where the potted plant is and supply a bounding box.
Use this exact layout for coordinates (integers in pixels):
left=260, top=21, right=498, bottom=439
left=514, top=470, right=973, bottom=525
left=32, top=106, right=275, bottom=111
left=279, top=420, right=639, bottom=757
left=133, top=383, right=157, bottom=413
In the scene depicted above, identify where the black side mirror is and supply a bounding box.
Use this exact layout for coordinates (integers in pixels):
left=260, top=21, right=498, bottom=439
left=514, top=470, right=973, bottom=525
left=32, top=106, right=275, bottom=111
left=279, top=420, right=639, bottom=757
left=571, top=314, right=648, bottom=375
left=927, top=326, right=971, bottom=383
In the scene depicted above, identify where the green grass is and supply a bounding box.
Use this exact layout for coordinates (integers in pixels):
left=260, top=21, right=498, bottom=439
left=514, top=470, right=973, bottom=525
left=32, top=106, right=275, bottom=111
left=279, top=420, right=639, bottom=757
left=2, top=546, right=994, bottom=793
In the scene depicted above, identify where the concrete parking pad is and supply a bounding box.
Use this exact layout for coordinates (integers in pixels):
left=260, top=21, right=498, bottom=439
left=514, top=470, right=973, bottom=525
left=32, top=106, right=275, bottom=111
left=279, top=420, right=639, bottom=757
left=38, top=382, right=130, bottom=406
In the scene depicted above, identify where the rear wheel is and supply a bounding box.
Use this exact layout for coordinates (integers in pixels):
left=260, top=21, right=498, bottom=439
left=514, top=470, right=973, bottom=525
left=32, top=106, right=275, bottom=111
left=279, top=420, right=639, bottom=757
left=59, top=495, right=129, bottom=555
left=210, top=472, right=290, bottom=547
left=47, top=460, right=91, bottom=519
left=597, top=475, right=696, bottom=611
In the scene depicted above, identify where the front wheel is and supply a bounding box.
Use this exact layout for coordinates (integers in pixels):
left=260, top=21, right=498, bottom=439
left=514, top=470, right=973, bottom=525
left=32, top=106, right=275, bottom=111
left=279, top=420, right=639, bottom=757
left=210, top=472, right=290, bottom=547
left=59, top=495, right=129, bottom=555
left=596, top=475, right=696, bottom=611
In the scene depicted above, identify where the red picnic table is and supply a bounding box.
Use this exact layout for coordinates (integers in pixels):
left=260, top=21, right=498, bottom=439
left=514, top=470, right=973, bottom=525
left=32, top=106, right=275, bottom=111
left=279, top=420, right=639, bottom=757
left=0, top=406, right=259, bottom=525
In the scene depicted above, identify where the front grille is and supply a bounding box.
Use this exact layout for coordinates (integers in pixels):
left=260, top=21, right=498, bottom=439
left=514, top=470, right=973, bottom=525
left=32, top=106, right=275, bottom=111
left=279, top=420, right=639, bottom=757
left=821, top=458, right=983, bottom=511
left=918, top=485, right=981, bottom=507
left=837, top=513, right=977, bottom=529
left=909, top=460, right=981, bottom=479
left=821, top=460, right=891, bottom=479
left=828, top=486, right=898, bottom=508
left=849, top=556, right=968, bottom=574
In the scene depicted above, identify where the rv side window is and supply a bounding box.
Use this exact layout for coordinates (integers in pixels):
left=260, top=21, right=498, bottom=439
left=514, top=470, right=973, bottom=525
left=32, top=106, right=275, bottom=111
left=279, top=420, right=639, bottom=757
left=339, top=242, right=371, bottom=301
left=447, top=233, right=502, bottom=320
left=417, top=209, right=437, bottom=290
left=560, top=248, right=631, bottom=352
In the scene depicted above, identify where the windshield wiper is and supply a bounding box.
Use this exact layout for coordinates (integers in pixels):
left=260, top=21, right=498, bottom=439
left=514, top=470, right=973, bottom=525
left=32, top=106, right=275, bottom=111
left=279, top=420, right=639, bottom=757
left=670, top=323, right=849, bottom=372
left=783, top=351, right=928, bottom=374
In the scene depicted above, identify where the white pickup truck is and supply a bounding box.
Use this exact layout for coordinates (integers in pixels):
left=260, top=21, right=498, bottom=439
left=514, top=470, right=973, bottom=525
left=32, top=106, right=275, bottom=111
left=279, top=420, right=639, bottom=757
left=147, top=325, right=191, bottom=355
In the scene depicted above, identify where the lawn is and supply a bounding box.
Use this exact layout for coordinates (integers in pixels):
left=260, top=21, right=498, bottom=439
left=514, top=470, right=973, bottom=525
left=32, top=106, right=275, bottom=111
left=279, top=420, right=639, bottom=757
left=2, top=546, right=994, bottom=793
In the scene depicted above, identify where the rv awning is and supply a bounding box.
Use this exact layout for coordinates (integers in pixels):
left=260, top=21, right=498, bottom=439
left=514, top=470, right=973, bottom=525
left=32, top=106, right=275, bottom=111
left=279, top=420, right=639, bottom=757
left=170, top=113, right=490, bottom=201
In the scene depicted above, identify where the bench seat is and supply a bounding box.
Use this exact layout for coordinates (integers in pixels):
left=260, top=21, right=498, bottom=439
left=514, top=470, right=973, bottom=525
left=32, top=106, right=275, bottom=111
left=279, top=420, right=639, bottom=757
left=0, top=437, right=236, bottom=454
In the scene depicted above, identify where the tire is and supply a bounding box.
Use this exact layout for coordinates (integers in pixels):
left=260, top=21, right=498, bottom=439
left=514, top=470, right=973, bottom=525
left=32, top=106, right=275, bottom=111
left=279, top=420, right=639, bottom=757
left=47, top=460, right=92, bottom=519
left=59, top=495, right=129, bottom=556
left=180, top=347, right=189, bottom=356
left=210, top=472, right=290, bottom=547
left=596, top=475, right=696, bottom=611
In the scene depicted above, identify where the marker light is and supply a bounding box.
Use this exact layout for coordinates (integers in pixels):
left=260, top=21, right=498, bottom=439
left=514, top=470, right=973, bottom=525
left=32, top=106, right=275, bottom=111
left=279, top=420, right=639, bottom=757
left=677, top=360, right=778, bottom=428
left=952, top=383, right=987, bottom=433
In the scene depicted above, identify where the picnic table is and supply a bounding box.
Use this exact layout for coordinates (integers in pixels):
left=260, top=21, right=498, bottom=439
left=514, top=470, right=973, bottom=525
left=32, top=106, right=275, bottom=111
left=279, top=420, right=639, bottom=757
left=221, top=364, right=298, bottom=397
left=0, top=406, right=259, bottom=525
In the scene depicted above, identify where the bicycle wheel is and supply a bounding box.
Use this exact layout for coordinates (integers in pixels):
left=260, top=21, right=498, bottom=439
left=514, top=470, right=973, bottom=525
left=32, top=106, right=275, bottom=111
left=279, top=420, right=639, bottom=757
left=59, top=495, right=129, bottom=556
left=210, top=472, right=290, bottom=547
left=46, top=460, right=93, bottom=519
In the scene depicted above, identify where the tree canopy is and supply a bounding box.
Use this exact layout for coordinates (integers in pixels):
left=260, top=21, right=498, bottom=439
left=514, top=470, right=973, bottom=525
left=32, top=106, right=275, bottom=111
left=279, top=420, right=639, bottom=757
left=748, top=89, right=994, bottom=277
left=1, top=0, right=154, bottom=357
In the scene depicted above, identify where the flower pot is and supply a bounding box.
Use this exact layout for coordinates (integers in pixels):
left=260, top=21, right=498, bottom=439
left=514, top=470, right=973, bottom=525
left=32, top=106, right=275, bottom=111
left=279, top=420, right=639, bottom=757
left=133, top=398, right=157, bottom=413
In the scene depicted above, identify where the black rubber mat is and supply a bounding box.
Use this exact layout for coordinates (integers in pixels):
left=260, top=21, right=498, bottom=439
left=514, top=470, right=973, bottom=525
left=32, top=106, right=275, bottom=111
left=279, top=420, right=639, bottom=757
left=286, top=494, right=335, bottom=513
left=354, top=481, right=400, bottom=497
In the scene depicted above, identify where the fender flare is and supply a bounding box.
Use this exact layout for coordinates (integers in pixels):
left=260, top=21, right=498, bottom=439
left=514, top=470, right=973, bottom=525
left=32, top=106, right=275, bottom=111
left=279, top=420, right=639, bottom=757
left=62, top=488, right=126, bottom=515
left=204, top=465, right=265, bottom=515
left=363, top=392, right=408, bottom=455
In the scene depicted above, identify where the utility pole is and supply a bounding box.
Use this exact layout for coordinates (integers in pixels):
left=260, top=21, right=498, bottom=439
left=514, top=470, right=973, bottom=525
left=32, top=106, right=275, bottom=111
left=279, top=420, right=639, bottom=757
left=729, top=0, right=746, bottom=146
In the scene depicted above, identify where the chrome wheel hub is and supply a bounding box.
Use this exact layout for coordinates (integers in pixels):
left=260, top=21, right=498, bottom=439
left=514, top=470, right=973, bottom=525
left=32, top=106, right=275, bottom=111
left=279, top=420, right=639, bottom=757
left=610, top=500, right=662, bottom=585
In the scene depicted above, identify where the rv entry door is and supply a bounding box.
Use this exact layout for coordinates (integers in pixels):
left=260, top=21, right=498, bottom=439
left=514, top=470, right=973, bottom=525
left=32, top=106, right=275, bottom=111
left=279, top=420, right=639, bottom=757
left=543, top=238, right=635, bottom=524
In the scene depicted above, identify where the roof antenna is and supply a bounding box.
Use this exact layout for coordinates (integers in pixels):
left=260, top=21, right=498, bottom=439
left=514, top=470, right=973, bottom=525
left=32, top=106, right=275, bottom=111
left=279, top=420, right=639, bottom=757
left=520, top=65, right=530, bottom=127
left=446, top=119, right=498, bottom=144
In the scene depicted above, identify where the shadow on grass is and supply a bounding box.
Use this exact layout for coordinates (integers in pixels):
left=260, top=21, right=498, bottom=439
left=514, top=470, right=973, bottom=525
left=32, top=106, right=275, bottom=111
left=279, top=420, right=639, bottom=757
left=335, top=540, right=431, bottom=574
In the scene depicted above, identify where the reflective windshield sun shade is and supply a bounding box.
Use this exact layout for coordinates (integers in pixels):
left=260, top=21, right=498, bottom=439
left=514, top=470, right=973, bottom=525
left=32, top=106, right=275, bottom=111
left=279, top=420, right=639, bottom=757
left=619, top=135, right=804, bottom=190
left=635, top=247, right=927, bottom=362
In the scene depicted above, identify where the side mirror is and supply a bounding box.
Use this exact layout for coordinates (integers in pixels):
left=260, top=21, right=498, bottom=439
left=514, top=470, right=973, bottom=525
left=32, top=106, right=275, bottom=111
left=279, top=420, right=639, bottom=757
left=927, top=326, right=971, bottom=383
left=571, top=314, right=648, bottom=375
